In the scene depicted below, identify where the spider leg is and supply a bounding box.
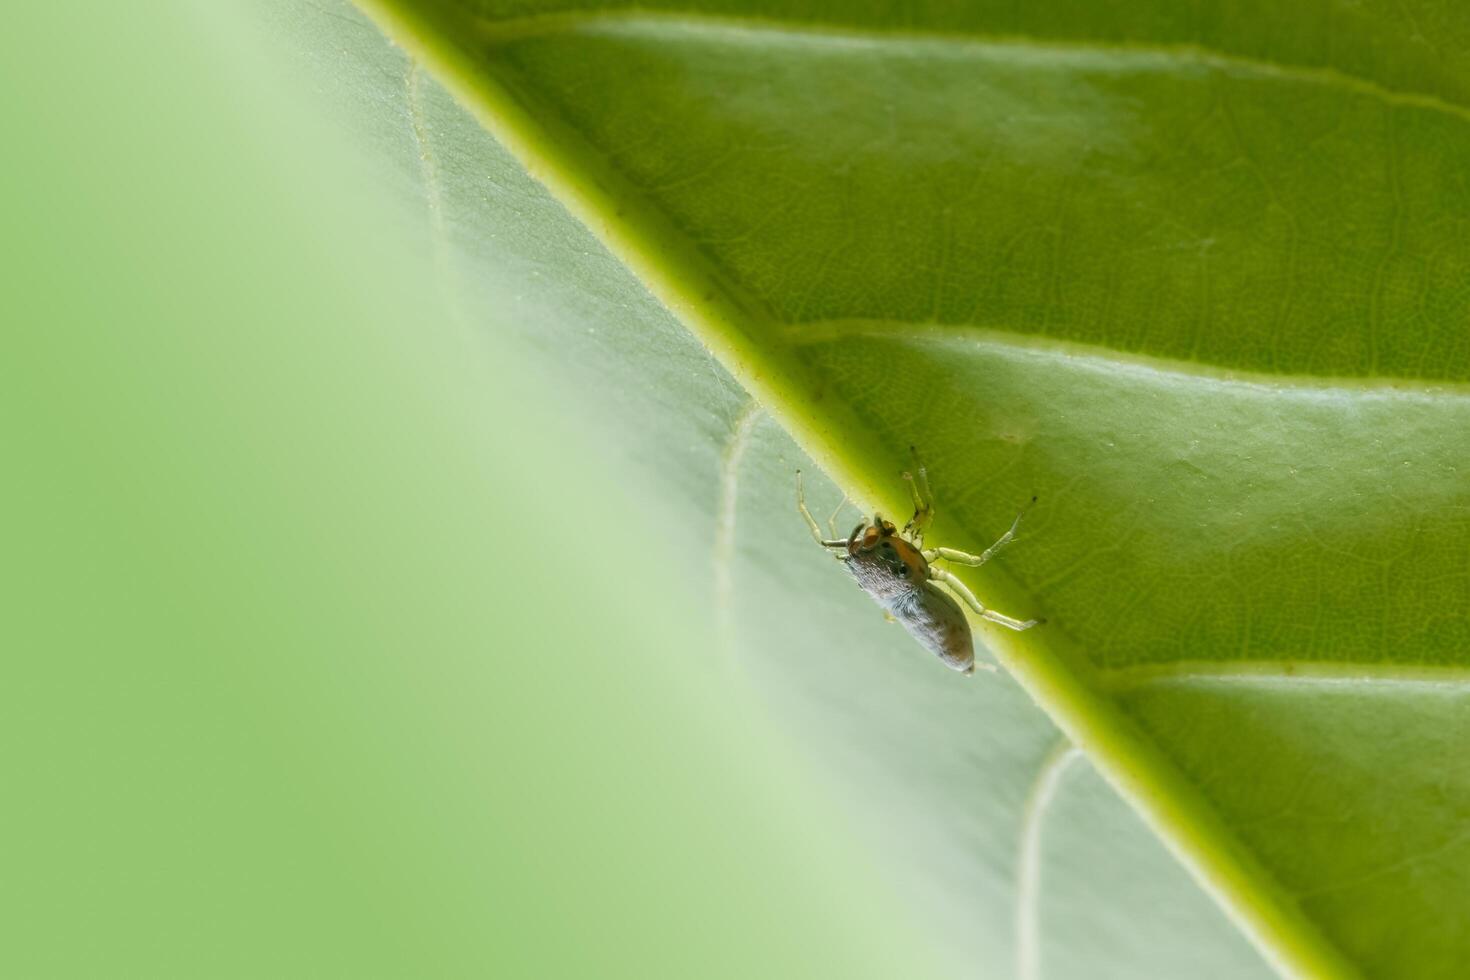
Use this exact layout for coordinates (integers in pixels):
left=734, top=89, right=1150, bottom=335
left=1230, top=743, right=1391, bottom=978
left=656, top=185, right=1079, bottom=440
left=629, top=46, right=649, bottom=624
left=902, top=446, right=935, bottom=545
left=929, top=567, right=1039, bottom=631
left=797, top=471, right=849, bottom=549
left=924, top=497, right=1035, bottom=567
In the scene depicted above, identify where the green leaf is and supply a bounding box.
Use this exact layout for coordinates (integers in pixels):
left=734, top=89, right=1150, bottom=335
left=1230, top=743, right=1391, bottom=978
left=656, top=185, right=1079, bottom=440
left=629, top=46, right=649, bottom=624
left=289, top=1, right=1470, bottom=975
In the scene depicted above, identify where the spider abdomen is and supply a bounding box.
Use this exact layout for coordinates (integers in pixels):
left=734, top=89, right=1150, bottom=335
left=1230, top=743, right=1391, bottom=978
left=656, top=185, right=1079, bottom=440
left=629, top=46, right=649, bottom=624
left=885, top=583, right=975, bottom=675
left=845, top=549, right=976, bottom=675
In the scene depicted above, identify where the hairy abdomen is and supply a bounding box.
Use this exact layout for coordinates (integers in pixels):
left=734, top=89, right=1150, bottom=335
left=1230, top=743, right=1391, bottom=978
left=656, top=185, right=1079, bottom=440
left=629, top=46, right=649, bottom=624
left=887, top=584, right=974, bottom=674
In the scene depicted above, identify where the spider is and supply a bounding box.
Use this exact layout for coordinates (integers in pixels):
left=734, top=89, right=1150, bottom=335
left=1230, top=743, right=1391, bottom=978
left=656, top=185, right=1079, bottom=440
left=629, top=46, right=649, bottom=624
left=797, top=450, right=1039, bottom=675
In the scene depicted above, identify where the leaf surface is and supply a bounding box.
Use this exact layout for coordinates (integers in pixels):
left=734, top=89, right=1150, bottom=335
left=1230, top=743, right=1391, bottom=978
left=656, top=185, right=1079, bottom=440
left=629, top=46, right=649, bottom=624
left=292, top=1, right=1470, bottom=975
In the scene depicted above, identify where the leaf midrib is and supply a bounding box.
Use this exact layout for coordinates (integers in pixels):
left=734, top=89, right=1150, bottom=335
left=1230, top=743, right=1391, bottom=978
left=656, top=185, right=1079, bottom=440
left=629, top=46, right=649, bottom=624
left=350, top=2, right=1365, bottom=975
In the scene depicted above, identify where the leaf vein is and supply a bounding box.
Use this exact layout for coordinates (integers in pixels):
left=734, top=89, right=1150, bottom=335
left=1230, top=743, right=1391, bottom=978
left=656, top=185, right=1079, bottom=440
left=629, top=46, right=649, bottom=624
left=786, top=319, right=1470, bottom=397
left=473, top=10, right=1470, bottom=128
left=1102, top=660, right=1470, bottom=691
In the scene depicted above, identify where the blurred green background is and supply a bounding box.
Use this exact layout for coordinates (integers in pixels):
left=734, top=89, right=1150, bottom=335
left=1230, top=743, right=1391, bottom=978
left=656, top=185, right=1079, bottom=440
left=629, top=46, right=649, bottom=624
left=0, top=3, right=942, bottom=976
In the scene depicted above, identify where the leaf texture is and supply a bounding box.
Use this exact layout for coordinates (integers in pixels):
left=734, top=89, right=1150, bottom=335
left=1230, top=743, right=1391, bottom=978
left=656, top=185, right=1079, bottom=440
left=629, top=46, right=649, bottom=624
left=296, top=1, right=1470, bottom=975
